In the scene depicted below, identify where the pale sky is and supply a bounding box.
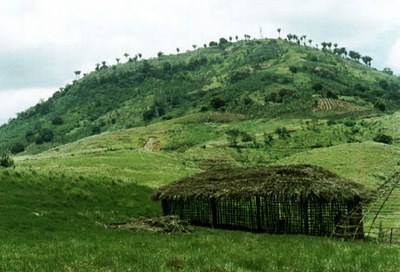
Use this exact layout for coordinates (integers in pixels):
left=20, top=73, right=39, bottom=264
left=1, top=0, right=400, bottom=125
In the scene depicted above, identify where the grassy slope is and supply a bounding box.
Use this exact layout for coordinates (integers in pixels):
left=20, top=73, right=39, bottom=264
left=1, top=169, right=400, bottom=271
left=277, top=142, right=400, bottom=189
left=1, top=37, right=400, bottom=154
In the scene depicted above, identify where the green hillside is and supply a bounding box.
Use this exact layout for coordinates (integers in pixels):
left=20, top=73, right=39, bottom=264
left=1, top=37, right=400, bottom=154
left=1, top=35, right=400, bottom=270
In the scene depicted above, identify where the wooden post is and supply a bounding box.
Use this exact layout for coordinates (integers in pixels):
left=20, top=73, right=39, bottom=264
left=210, top=198, right=217, bottom=228
left=256, top=196, right=262, bottom=231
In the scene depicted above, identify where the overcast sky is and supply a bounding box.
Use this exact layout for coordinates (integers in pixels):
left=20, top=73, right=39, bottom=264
left=1, top=0, right=400, bottom=125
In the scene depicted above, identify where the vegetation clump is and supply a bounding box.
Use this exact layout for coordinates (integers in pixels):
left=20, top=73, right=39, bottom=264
left=373, top=134, right=393, bottom=144
left=0, top=153, right=14, bottom=168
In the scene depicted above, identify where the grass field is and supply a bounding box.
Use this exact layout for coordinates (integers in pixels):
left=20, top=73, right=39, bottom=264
left=2, top=111, right=400, bottom=271
left=1, top=169, right=400, bottom=271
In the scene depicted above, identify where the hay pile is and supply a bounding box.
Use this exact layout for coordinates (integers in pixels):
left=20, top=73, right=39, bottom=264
left=106, top=215, right=193, bottom=234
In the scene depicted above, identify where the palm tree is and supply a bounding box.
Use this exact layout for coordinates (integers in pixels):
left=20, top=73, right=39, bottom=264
left=74, top=70, right=81, bottom=78
left=123, top=53, right=129, bottom=60
left=116, top=58, right=120, bottom=64
left=192, top=44, right=197, bottom=50
left=277, top=28, right=281, bottom=38
left=235, top=35, right=239, bottom=41
left=308, top=39, right=312, bottom=46
left=138, top=53, right=142, bottom=59
left=157, top=51, right=164, bottom=58
left=176, top=48, right=180, bottom=54
left=95, top=63, right=100, bottom=71
left=229, top=36, right=232, bottom=42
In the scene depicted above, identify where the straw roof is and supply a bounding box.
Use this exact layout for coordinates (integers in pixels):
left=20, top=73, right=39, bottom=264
left=152, top=164, right=372, bottom=202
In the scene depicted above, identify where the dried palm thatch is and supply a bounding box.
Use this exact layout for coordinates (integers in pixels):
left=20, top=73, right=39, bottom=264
left=106, top=215, right=193, bottom=234
left=152, top=164, right=372, bottom=202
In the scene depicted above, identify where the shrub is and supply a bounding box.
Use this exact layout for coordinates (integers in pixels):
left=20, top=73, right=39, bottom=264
left=11, top=143, right=25, bottom=154
left=275, top=127, right=291, bottom=139
left=35, top=136, right=44, bottom=145
left=289, top=66, right=298, bottom=73
left=210, top=97, right=226, bottom=110
left=373, top=134, right=393, bottom=144
left=225, top=129, right=240, bottom=147
left=40, top=128, right=54, bottom=142
left=92, top=126, right=101, bottom=135
left=344, top=120, right=356, bottom=127
left=374, top=101, right=386, bottom=112
left=241, top=132, right=254, bottom=142
left=0, top=153, right=14, bottom=168
left=326, top=90, right=339, bottom=99
left=52, top=117, right=64, bottom=125
left=326, top=119, right=336, bottom=126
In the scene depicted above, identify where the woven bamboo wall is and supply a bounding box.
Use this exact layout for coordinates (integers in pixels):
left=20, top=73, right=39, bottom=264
left=162, top=196, right=361, bottom=236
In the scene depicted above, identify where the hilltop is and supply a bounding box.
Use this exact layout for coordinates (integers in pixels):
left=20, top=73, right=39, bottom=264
left=1, top=36, right=400, bottom=154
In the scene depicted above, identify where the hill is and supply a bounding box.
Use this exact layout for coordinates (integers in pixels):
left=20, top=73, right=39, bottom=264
left=1, top=36, right=400, bottom=154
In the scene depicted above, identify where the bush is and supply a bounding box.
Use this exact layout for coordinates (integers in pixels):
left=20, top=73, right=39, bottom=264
left=326, top=119, right=336, bottom=126
left=0, top=153, right=14, bottom=168
left=275, top=127, right=291, bottom=139
left=11, top=143, right=25, bottom=154
left=210, top=97, right=226, bottom=110
left=52, top=117, right=64, bottom=125
left=373, top=134, right=393, bottom=144
left=289, top=66, right=298, bottom=73
left=92, top=126, right=101, bottom=135
left=374, top=101, right=386, bottom=112
left=344, top=120, right=356, bottom=127
left=312, top=83, right=323, bottom=92
left=40, top=128, right=54, bottom=142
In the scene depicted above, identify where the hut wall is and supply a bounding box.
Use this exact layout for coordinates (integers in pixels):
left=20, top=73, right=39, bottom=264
left=163, top=196, right=361, bottom=237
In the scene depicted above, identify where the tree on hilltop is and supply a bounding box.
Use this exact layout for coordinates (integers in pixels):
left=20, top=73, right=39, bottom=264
left=116, top=58, right=120, bottom=64
left=124, top=53, right=130, bottom=61
left=277, top=28, right=281, bottom=38
left=349, top=51, right=361, bottom=61
left=361, top=56, right=372, bottom=67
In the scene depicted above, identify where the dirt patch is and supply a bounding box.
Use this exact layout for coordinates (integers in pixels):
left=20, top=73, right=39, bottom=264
left=105, top=215, right=193, bottom=234
left=143, top=137, right=161, bottom=152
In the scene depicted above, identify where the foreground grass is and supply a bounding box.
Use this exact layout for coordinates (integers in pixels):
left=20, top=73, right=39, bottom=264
left=1, top=169, right=399, bottom=271
left=2, top=228, right=399, bottom=272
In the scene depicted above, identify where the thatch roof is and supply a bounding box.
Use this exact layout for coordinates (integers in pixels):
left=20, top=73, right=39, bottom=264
left=152, top=164, right=372, bottom=202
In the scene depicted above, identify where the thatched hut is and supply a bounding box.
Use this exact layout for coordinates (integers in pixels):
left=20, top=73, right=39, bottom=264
left=152, top=164, right=371, bottom=237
